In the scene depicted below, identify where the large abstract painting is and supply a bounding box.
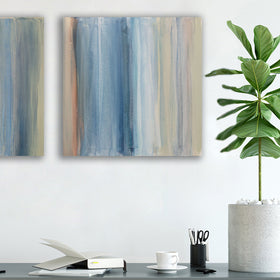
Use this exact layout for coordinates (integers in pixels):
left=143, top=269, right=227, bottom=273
left=63, top=17, right=202, bottom=156
left=0, top=17, right=44, bottom=156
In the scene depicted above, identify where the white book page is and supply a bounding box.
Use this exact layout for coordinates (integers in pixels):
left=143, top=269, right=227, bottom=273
left=29, top=268, right=107, bottom=277
left=33, top=256, right=84, bottom=271
left=41, top=238, right=85, bottom=258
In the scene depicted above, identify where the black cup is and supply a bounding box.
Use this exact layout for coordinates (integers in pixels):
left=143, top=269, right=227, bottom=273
left=190, top=244, right=206, bottom=268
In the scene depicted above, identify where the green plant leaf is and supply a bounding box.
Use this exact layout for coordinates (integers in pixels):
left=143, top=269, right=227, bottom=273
left=271, top=67, right=280, bottom=74
left=241, top=59, right=270, bottom=92
left=273, top=36, right=280, bottom=52
left=240, top=137, right=280, bottom=159
left=236, top=104, right=257, bottom=122
left=217, top=105, right=249, bottom=120
left=260, top=102, right=271, bottom=121
left=227, top=21, right=254, bottom=59
left=264, top=88, right=280, bottom=97
left=265, top=95, right=280, bottom=107
left=262, top=75, right=276, bottom=91
left=205, top=68, right=242, bottom=77
left=254, top=25, right=274, bottom=62
left=232, top=117, right=280, bottom=138
left=270, top=59, right=280, bottom=69
left=238, top=56, right=251, bottom=63
left=264, top=95, right=280, bottom=119
left=216, top=125, right=236, bottom=140
left=264, top=103, right=280, bottom=120
left=216, top=117, right=252, bottom=141
left=275, top=137, right=280, bottom=146
left=221, top=137, right=246, bottom=152
left=217, top=99, right=252, bottom=106
left=222, top=84, right=257, bottom=96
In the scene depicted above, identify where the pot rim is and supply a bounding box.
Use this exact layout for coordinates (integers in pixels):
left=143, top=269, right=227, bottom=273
left=228, top=203, right=280, bottom=207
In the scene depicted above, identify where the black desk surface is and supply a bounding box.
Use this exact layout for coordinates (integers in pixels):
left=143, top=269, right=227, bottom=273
left=1, top=263, right=280, bottom=280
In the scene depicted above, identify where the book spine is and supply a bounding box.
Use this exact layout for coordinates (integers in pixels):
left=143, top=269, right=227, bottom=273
left=87, top=259, right=124, bottom=269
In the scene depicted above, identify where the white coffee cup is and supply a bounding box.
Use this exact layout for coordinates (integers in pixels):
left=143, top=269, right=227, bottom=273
left=156, top=251, right=179, bottom=269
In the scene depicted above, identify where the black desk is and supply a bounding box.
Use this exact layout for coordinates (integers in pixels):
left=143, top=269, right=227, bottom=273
left=1, top=263, right=280, bottom=280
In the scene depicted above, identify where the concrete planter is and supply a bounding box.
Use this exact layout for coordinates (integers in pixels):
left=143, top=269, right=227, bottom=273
left=228, top=204, right=280, bottom=272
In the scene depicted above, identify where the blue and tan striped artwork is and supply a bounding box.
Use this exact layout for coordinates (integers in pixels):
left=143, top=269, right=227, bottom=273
left=63, top=17, right=202, bottom=156
left=0, top=17, right=44, bottom=156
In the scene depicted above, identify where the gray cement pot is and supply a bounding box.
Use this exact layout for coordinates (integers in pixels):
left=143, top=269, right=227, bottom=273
left=228, top=204, right=280, bottom=272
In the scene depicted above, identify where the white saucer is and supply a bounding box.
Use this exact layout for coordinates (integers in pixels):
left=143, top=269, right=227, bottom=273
left=146, top=265, right=188, bottom=274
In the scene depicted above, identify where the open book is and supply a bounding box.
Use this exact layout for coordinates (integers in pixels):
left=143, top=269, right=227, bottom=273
left=34, top=239, right=126, bottom=271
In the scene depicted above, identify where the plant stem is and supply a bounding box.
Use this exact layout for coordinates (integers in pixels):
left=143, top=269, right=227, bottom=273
left=257, top=90, right=262, bottom=201
left=258, top=137, right=262, bottom=201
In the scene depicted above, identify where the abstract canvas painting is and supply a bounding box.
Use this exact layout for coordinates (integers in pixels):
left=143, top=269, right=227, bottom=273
left=0, top=17, right=44, bottom=156
left=63, top=17, right=202, bottom=156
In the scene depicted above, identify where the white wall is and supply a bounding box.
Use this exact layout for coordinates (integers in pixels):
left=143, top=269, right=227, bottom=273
left=0, top=0, right=280, bottom=263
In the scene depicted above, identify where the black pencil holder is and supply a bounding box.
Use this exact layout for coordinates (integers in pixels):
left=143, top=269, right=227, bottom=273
left=190, top=244, right=206, bottom=268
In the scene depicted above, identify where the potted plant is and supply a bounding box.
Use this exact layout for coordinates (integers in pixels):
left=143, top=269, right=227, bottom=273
left=206, top=21, right=280, bottom=272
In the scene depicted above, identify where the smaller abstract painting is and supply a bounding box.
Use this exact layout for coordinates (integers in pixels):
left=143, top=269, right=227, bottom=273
left=0, top=17, right=44, bottom=156
left=63, top=17, right=202, bottom=156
